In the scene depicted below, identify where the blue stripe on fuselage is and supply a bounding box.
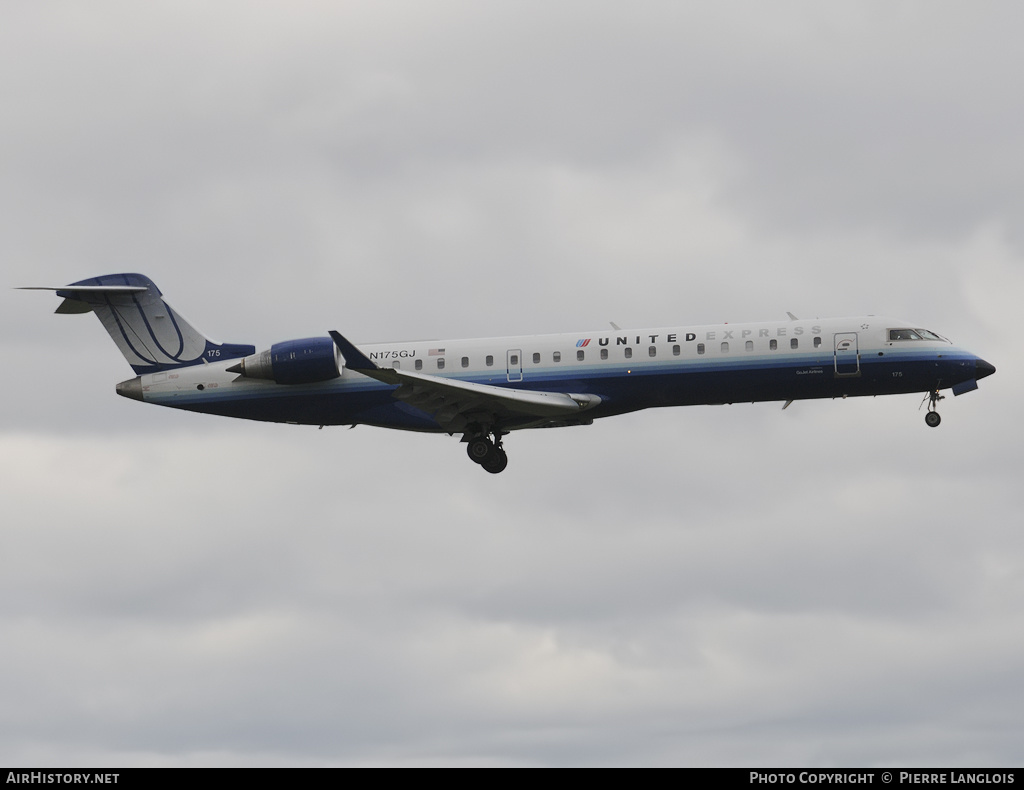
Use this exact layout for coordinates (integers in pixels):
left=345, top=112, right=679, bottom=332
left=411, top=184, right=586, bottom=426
left=147, top=347, right=982, bottom=431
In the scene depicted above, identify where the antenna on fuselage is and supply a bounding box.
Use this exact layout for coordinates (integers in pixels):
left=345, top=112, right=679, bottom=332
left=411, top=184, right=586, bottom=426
left=609, top=321, right=621, bottom=330
left=786, top=312, right=799, bottom=321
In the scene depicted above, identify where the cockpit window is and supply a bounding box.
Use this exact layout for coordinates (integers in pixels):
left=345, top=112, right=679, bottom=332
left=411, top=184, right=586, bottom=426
left=889, top=328, right=949, bottom=343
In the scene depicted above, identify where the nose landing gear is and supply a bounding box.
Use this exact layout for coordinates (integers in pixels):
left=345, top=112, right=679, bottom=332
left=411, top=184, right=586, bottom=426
left=466, top=432, right=508, bottom=474
left=921, top=389, right=944, bottom=427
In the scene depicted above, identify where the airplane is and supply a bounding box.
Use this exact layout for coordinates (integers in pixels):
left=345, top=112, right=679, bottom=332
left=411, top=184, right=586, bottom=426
left=23, top=273, right=996, bottom=474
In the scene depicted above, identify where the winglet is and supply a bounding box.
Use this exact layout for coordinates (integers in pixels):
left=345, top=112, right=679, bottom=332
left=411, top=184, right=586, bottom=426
left=329, top=331, right=378, bottom=371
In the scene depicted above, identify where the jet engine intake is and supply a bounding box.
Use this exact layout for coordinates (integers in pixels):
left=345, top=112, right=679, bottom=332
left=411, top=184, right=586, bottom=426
left=227, top=336, right=343, bottom=384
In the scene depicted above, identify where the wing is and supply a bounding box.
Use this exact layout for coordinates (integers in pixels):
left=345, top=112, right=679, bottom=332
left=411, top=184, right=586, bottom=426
left=329, top=331, right=601, bottom=433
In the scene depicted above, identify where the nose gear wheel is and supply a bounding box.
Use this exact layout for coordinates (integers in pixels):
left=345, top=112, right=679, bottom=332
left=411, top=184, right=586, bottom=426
left=920, top=389, right=945, bottom=427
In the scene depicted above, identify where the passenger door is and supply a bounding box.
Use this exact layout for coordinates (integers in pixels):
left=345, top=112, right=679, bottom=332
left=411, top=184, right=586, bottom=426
left=833, top=332, right=860, bottom=377
left=506, top=349, right=523, bottom=382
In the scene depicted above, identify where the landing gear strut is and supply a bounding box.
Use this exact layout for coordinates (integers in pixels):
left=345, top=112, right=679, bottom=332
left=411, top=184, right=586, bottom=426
left=922, top=389, right=944, bottom=427
left=465, top=431, right=508, bottom=474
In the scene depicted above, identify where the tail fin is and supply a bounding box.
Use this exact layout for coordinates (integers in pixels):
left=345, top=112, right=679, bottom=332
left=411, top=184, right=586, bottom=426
left=26, top=273, right=254, bottom=374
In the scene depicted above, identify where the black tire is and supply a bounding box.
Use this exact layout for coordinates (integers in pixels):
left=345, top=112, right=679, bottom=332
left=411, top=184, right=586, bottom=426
left=482, top=449, right=508, bottom=474
left=925, top=411, right=941, bottom=427
left=467, top=438, right=493, bottom=463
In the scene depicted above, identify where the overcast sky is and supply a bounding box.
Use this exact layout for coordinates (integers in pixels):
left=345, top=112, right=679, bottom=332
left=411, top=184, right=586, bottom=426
left=2, top=1, right=1022, bottom=767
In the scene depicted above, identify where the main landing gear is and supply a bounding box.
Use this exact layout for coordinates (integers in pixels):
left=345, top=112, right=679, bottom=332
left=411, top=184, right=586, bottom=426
left=921, top=389, right=944, bottom=427
left=466, top=431, right=508, bottom=474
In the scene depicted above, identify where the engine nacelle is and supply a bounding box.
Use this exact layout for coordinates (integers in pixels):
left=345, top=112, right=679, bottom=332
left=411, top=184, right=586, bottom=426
left=227, top=336, right=343, bottom=385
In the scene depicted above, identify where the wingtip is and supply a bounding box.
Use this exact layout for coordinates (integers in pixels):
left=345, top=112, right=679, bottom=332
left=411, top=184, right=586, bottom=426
left=328, top=330, right=378, bottom=371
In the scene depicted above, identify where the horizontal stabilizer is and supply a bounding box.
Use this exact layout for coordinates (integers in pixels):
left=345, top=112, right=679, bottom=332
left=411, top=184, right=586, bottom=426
left=20, top=285, right=148, bottom=294
left=20, top=285, right=148, bottom=315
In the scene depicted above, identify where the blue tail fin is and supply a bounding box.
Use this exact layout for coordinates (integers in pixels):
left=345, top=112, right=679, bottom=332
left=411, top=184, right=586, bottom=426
left=48, top=273, right=254, bottom=374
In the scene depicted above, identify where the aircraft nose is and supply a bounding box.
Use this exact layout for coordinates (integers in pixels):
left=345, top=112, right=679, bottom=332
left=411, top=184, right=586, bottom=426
left=976, top=358, right=996, bottom=380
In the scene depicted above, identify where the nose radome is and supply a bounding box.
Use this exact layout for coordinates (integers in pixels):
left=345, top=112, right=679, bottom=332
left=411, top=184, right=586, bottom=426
left=976, top=359, right=996, bottom=380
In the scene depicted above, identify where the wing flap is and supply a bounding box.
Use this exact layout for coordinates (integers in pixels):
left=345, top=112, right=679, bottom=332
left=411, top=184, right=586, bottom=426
left=389, top=368, right=598, bottom=417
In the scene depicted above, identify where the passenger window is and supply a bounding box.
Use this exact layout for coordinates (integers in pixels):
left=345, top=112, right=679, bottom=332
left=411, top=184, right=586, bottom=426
left=461, top=356, right=469, bottom=368
left=600, top=348, right=608, bottom=360
left=510, top=354, right=518, bottom=365
left=813, top=336, right=822, bottom=348
left=553, top=351, right=561, bottom=362
left=672, top=345, right=680, bottom=356
left=745, top=340, right=753, bottom=352
left=791, top=338, right=798, bottom=349
left=770, top=339, right=778, bottom=350
left=392, top=361, right=401, bottom=369
left=721, top=342, right=729, bottom=353
left=697, top=343, right=705, bottom=355
left=437, top=358, right=445, bottom=369
left=577, top=350, right=585, bottom=361
left=624, top=347, right=633, bottom=359
left=649, top=346, right=656, bottom=357
left=533, top=352, right=540, bottom=364
left=486, top=355, right=493, bottom=367
left=415, top=359, right=423, bottom=371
